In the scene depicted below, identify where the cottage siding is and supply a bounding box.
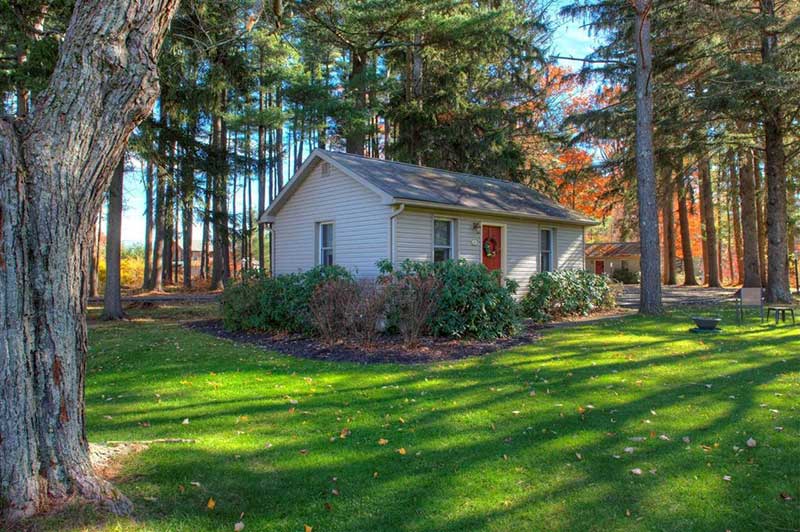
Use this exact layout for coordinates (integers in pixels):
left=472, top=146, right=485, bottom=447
left=272, top=161, right=391, bottom=277
left=395, top=209, right=433, bottom=262
left=556, top=225, right=585, bottom=270
left=394, top=207, right=584, bottom=297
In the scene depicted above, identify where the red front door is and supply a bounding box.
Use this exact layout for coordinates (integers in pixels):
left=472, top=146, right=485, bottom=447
left=595, top=260, right=605, bottom=274
left=482, top=225, right=502, bottom=272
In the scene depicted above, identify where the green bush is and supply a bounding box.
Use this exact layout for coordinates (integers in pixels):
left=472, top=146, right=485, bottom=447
left=221, top=265, right=353, bottom=333
left=611, top=267, right=639, bottom=284
left=521, top=270, right=615, bottom=323
left=379, top=259, right=519, bottom=340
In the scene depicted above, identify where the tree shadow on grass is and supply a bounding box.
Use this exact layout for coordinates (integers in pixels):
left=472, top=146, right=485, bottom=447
left=21, top=309, right=800, bottom=532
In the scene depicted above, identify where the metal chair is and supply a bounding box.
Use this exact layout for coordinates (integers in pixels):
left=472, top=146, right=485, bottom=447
left=735, top=287, right=764, bottom=323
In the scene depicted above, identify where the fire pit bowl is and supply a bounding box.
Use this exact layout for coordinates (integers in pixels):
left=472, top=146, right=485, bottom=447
left=691, top=316, right=722, bottom=332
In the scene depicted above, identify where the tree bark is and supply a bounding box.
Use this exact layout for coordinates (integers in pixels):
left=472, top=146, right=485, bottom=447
left=760, top=0, right=792, bottom=303
left=699, top=157, right=721, bottom=287
left=0, top=0, right=178, bottom=522
left=257, top=53, right=267, bottom=271
left=661, top=167, right=677, bottom=285
left=89, top=216, right=102, bottom=298
left=738, top=148, right=763, bottom=287
left=142, top=160, right=154, bottom=289
left=729, top=152, right=743, bottom=285
left=677, top=172, right=698, bottom=286
left=346, top=49, right=368, bottom=155
left=633, top=0, right=662, bottom=314
left=102, top=158, right=125, bottom=320
left=181, top=136, right=195, bottom=288
left=151, top=162, right=166, bottom=292
left=753, top=153, right=768, bottom=286
left=210, top=90, right=231, bottom=290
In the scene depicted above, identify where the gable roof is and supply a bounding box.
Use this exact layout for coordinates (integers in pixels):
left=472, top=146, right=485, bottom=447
left=585, top=242, right=640, bottom=259
left=261, top=149, right=597, bottom=226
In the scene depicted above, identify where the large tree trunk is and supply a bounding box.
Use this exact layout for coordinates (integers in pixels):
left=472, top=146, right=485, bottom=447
left=729, top=152, right=743, bottom=285
left=89, top=216, right=102, bottom=298
left=210, top=93, right=231, bottom=290
left=633, top=0, right=662, bottom=314
left=151, top=163, right=166, bottom=292
left=0, top=0, right=178, bottom=522
left=739, top=148, right=762, bottom=287
left=677, top=172, right=698, bottom=286
left=661, top=167, right=677, bottom=285
left=257, top=54, right=267, bottom=272
left=275, top=87, right=285, bottom=193
left=753, top=153, right=768, bottom=286
left=699, top=157, right=721, bottom=287
left=200, top=185, right=211, bottom=280
left=142, top=160, right=155, bottom=290
left=346, top=49, right=368, bottom=155
left=760, top=0, right=792, bottom=303
left=102, top=158, right=125, bottom=320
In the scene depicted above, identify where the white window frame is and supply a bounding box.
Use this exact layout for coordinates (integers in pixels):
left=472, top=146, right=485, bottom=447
left=540, top=228, right=554, bottom=272
left=433, top=218, right=455, bottom=262
left=318, top=221, right=334, bottom=266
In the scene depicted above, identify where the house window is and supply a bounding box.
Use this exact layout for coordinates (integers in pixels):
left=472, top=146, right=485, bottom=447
left=318, top=222, right=334, bottom=266
left=433, top=219, right=454, bottom=262
left=540, top=229, right=553, bottom=272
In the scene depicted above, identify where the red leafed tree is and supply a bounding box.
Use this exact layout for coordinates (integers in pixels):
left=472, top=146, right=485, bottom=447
left=0, top=0, right=179, bottom=522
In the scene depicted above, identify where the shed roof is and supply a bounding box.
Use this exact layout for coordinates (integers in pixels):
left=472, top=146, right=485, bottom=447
left=261, top=150, right=597, bottom=226
left=585, top=242, right=641, bottom=259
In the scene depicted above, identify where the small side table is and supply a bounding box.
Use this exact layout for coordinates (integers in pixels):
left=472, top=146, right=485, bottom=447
left=766, top=305, right=796, bottom=325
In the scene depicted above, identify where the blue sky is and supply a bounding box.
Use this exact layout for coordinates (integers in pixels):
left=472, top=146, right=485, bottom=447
left=119, top=5, right=597, bottom=246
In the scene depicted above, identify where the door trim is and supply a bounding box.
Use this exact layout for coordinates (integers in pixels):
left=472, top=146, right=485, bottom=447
left=480, top=222, right=507, bottom=275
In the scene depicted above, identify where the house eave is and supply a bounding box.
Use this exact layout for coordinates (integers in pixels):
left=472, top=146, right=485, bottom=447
left=393, top=199, right=599, bottom=226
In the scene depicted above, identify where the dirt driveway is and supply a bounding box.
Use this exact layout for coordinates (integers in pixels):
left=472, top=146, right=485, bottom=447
left=616, top=285, right=737, bottom=308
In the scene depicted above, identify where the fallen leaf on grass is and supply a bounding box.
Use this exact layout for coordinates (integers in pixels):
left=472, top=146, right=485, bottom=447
left=630, top=468, right=642, bottom=476
left=207, top=497, right=216, bottom=510
left=234, top=520, right=245, bottom=531
left=723, top=475, right=732, bottom=481
left=305, top=525, right=313, bottom=532
left=339, top=427, right=351, bottom=439
left=182, top=418, right=190, bottom=425
left=575, top=453, right=583, bottom=461
left=397, top=448, right=407, bottom=455
left=378, top=438, right=389, bottom=445
left=779, top=492, right=793, bottom=501
left=746, top=437, right=757, bottom=448
left=331, top=488, right=340, bottom=496
left=299, top=449, right=309, bottom=455
left=624, top=447, right=635, bottom=454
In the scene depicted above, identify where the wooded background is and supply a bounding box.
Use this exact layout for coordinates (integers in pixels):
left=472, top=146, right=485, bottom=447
left=2, top=0, right=798, bottom=296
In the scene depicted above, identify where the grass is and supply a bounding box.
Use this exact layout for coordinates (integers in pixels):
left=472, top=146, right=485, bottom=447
left=25, top=303, right=800, bottom=532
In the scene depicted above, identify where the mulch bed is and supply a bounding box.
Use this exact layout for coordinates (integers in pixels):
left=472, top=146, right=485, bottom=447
left=185, top=319, right=543, bottom=364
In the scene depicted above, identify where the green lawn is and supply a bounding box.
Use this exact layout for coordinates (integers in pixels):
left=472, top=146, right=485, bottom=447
left=30, top=304, right=799, bottom=532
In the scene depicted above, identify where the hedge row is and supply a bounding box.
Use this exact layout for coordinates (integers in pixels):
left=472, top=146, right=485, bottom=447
left=221, top=261, right=614, bottom=341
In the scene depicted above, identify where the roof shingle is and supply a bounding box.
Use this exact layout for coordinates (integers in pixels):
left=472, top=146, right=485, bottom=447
left=321, top=151, right=595, bottom=225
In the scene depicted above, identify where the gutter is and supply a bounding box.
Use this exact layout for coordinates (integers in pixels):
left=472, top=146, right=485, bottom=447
left=388, top=203, right=405, bottom=264
left=395, top=199, right=598, bottom=226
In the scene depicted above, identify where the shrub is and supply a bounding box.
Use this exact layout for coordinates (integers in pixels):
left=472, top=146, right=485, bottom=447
left=611, top=267, right=639, bottom=284
left=309, top=278, right=358, bottom=345
left=384, top=274, right=440, bottom=346
left=379, top=259, right=519, bottom=340
left=221, top=265, right=353, bottom=333
left=309, top=279, right=388, bottom=346
left=521, top=270, right=615, bottom=323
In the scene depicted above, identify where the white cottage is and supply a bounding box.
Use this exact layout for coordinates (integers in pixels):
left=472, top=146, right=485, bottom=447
left=259, top=150, right=596, bottom=297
